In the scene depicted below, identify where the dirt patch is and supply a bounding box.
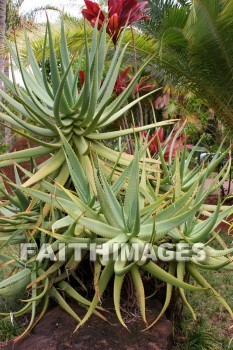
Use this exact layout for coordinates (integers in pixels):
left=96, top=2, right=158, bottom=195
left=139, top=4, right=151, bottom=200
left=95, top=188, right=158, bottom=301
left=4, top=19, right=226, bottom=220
left=4, top=300, right=172, bottom=350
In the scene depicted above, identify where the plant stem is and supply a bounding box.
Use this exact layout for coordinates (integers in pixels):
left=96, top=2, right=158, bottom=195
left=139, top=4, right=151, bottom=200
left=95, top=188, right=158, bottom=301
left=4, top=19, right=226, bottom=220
left=131, top=25, right=144, bottom=127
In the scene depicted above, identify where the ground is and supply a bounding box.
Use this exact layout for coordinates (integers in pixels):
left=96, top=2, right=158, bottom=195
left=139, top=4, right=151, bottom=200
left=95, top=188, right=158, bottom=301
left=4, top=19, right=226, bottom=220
left=4, top=300, right=172, bottom=350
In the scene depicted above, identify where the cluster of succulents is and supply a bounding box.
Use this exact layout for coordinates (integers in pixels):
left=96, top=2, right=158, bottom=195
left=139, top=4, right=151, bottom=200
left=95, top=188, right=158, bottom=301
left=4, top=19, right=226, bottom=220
left=0, top=17, right=232, bottom=342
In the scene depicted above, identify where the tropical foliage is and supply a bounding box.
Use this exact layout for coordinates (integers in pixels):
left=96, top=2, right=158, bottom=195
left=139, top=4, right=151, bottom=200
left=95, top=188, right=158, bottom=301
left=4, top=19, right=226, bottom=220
left=0, top=19, right=167, bottom=189
left=0, top=127, right=232, bottom=340
left=23, top=0, right=233, bottom=130
left=140, top=0, right=233, bottom=129
left=0, top=1, right=232, bottom=345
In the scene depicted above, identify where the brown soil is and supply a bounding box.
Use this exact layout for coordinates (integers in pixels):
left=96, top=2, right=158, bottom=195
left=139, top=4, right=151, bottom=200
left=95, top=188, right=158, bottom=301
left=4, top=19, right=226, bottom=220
left=4, top=300, right=172, bottom=350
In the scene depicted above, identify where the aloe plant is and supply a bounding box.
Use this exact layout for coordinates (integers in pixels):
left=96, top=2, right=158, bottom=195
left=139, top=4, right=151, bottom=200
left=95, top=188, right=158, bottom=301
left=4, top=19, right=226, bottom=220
left=1, top=134, right=232, bottom=340
left=0, top=14, right=232, bottom=343
left=0, top=19, right=173, bottom=191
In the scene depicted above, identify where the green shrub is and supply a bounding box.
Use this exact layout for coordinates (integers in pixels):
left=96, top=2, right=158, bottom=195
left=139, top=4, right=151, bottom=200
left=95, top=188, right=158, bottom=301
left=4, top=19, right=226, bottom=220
left=0, top=18, right=232, bottom=343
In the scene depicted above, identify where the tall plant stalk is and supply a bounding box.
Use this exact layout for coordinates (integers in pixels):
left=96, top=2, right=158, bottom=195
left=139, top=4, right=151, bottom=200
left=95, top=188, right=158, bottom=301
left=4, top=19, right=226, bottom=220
left=0, top=0, right=6, bottom=90
left=131, top=25, right=144, bottom=127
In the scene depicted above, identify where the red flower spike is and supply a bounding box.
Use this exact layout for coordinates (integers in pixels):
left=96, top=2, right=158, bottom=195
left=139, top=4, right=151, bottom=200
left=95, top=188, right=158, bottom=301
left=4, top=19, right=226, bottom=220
left=82, top=0, right=150, bottom=45
left=113, top=69, right=155, bottom=96
left=133, top=76, right=156, bottom=94
left=114, top=67, right=131, bottom=95
left=142, top=127, right=192, bottom=160
left=108, top=0, right=122, bottom=18
left=82, top=0, right=105, bottom=30
left=79, top=70, right=85, bottom=86
left=79, top=67, right=155, bottom=97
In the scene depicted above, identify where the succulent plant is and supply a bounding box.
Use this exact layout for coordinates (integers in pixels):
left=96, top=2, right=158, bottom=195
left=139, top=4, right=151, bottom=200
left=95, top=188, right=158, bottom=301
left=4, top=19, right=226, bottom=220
left=0, top=19, right=171, bottom=190
left=1, top=135, right=232, bottom=340
left=0, top=16, right=232, bottom=343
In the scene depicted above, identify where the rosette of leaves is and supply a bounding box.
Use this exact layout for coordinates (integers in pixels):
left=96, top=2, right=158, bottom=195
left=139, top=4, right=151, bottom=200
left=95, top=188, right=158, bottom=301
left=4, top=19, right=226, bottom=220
left=0, top=18, right=170, bottom=191
left=0, top=167, right=39, bottom=245
left=3, top=135, right=231, bottom=337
